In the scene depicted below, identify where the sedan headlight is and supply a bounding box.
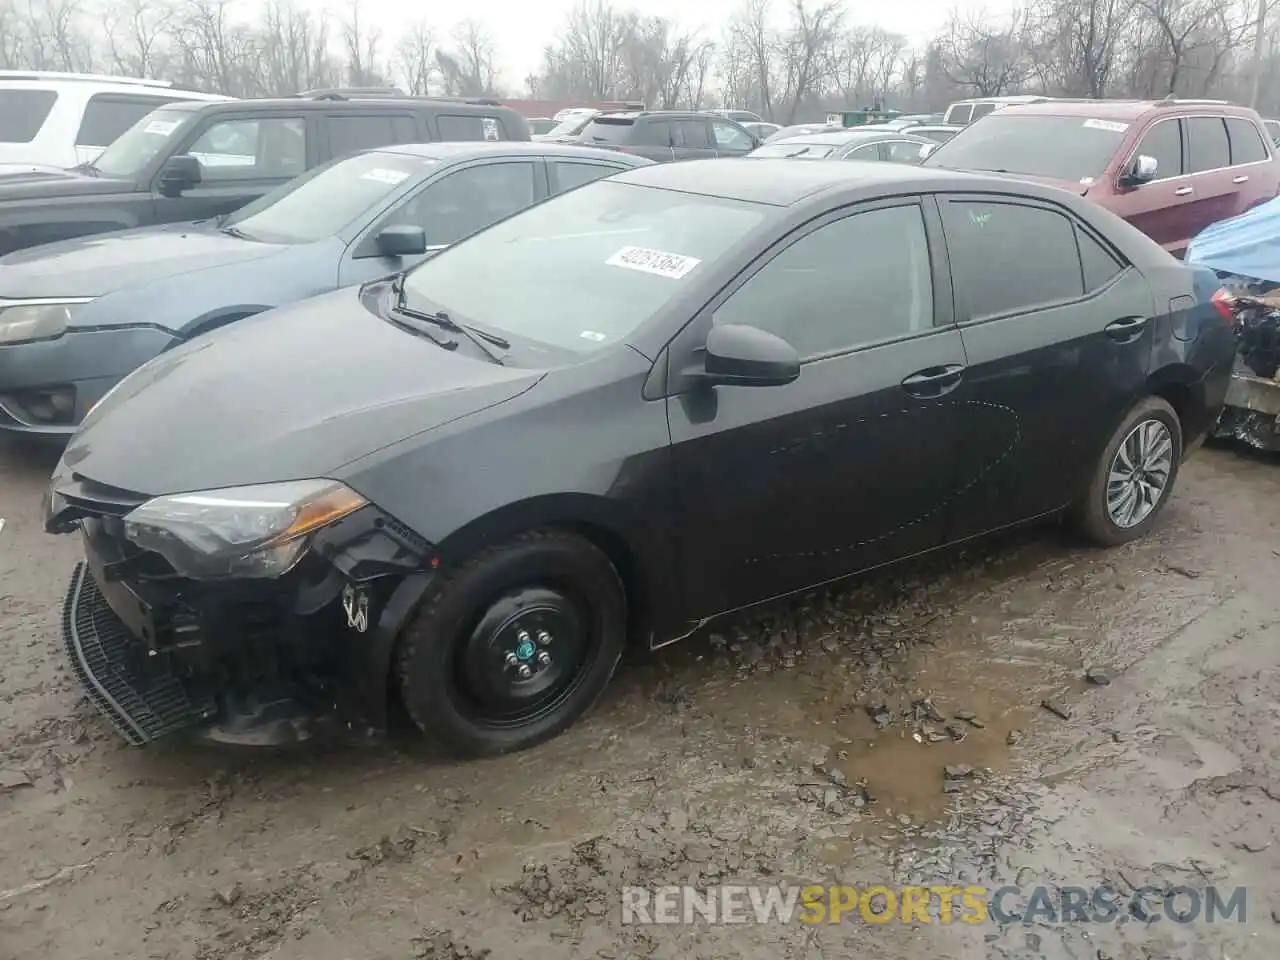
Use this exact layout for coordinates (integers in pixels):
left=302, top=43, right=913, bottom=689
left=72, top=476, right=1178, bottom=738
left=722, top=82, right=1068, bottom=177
left=123, top=479, right=368, bottom=580
left=0, top=300, right=92, bottom=345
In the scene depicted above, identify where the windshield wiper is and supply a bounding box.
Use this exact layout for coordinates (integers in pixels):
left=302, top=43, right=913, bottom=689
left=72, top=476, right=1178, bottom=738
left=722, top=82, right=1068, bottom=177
left=71, top=161, right=100, bottom=177
left=219, top=224, right=254, bottom=240
left=391, top=275, right=509, bottom=364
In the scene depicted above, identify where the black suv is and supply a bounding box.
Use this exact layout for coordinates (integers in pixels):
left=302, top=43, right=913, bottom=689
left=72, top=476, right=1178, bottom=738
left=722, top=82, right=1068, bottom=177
left=0, top=90, right=530, bottom=255
left=574, top=110, right=760, bottom=162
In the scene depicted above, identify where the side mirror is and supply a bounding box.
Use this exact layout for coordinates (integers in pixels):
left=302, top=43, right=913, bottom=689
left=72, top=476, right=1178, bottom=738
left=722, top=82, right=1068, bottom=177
left=1121, top=153, right=1158, bottom=186
left=375, top=224, right=428, bottom=257
left=700, top=323, right=800, bottom=387
left=159, top=154, right=201, bottom=196
left=918, top=142, right=939, bottom=161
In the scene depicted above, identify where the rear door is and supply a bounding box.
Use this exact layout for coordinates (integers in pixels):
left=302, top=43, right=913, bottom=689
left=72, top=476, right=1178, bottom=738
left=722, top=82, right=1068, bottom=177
left=627, top=119, right=675, bottom=162
left=938, top=193, right=1156, bottom=537
left=1181, top=116, right=1240, bottom=249
left=1223, top=116, right=1276, bottom=213
left=152, top=112, right=314, bottom=224
left=1115, top=117, right=1193, bottom=254
left=671, top=118, right=717, bottom=161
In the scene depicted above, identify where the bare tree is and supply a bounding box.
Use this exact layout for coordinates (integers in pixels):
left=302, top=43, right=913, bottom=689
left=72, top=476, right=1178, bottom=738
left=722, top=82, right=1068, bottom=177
left=395, top=19, right=436, bottom=95
left=341, top=0, right=384, bottom=87
left=935, top=7, right=1033, bottom=96
left=437, top=18, right=499, bottom=96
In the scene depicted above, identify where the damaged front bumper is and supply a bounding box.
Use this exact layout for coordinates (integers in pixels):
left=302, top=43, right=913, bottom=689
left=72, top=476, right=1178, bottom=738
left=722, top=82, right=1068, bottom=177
left=1215, top=362, right=1280, bottom=452
left=54, top=481, right=437, bottom=747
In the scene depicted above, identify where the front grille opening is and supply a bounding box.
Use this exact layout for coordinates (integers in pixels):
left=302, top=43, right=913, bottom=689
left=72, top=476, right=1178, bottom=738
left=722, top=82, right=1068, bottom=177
left=0, top=385, right=75, bottom=425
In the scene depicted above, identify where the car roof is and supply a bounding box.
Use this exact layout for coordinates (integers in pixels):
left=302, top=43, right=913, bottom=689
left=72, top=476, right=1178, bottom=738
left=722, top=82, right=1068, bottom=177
left=156, top=97, right=522, bottom=116
left=994, top=99, right=1256, bottom=122
left=375, top=141, right=648, bottom=164
left=774, top=129, right=928, bottom=146
left=613, top=157, right=1016, bottom=206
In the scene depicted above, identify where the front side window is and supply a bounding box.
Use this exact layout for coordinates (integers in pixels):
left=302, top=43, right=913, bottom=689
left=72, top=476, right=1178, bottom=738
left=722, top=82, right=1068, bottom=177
left=842, top=142, right=882, bottom=161
left=186, top=117, right=307, bottom=180
left=399, top=179, right=769, bottom=354
left=0, top=89, right=57, bottom=144
left=885, top=140, right=926, bottom=163
left=1133, top=119, right=1182, bottom=180
left=222, top=150, right=435, bottom=244
left=713, top=203, right=934, bottom=357
left=926, top=114, right=1128, bottom=182
left=712, top=120, right=753, bottom=152
left=941, top=199, right=1083, bottom=320
left=385, top=161, right=538, bottom=247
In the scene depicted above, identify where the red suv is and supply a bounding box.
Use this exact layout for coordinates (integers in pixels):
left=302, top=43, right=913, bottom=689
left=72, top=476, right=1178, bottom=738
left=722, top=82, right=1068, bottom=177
left=922, top=99, right=1280, bottom=257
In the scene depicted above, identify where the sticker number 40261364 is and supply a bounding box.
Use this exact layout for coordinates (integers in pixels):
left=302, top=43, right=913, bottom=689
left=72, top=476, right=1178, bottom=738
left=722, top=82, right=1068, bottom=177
left=605, top=246, right=702, bottom=279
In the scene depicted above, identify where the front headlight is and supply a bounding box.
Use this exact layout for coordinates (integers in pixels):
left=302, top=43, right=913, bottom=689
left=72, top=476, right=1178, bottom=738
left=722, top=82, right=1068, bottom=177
left=0, top=301, right=92, bottom=345
left=123, top=479, right=368, bottom=580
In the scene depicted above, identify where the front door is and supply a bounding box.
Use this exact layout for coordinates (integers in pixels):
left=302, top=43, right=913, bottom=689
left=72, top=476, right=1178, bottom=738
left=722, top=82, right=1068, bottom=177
left=1113, top=116, right=1194, bottom=254
left=153, top=114, right=311, bottom=225
left=665, top=199, right=965, bottom=618
left=935, top=194, right=1156, bottom=539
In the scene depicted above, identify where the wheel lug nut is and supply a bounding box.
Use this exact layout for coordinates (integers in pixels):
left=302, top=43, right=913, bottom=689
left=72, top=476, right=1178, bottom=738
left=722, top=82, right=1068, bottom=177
left=504, top=652, right=518, bottom=667
left=536, top=650, right=551, bottom=666
left=517, top=664, right=533, bottom=679
left=516, top=629, right=531, bottom=644
left=537, top=630, right=551, bottom=646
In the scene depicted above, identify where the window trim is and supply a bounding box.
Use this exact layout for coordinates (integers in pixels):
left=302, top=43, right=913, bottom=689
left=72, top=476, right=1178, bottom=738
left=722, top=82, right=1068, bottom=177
left=1119, top=113, right=1274, bottom=188
left=666, top=197, right=948, bottom=380
left=936, top=193, right=1100, bottom=325
left=1073, top=221, right=1130, bottom=295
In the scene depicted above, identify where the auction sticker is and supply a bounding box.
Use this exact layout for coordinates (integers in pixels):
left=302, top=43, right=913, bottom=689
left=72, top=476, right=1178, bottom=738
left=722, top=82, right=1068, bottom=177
left=605, top=246, right=701, bottom=279
left=1082, top=118, right=1128, bottom=133
left=145, top=119, right=181, bottom=135
left=361, top=168, right=410, bottom=185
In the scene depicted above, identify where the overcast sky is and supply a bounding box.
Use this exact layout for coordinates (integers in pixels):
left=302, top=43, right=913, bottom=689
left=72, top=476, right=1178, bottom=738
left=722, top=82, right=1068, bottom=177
left=336, top=0, right=959, bottom=92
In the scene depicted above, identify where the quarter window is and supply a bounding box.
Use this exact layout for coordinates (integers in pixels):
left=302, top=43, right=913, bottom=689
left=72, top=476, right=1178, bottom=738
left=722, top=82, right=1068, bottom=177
left=1076, top=228, right=1125, bottom=292
left=1133, top=120, right=1182, bottom=180
left=1186, top=116, right=1230, bottom=173
left=713, top=203, right=934, bottom=358
left=552, top=160, right=621, bottom=193
left=436, top=114, right=504, bottom=141
left=941, top=200, right=1083, bottom=320
left=1225, top=117, right=1268, bottom=164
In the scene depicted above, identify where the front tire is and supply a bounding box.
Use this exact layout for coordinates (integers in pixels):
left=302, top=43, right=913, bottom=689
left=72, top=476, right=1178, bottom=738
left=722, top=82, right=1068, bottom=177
left=1074, top=396, right=1183, bottom=546
left=395, top=530, right=626, bottom=758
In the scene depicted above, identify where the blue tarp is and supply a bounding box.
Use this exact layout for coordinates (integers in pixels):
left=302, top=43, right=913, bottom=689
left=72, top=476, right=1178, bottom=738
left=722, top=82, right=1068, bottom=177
left=1186, top=196, right=1280, bottom=285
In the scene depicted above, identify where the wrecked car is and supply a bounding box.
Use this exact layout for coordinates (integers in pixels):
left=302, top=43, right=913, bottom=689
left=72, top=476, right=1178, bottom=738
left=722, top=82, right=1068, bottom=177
left=46, top=160, right=1236, bottom=758
left=1186, top=196, right=1280, bottom=451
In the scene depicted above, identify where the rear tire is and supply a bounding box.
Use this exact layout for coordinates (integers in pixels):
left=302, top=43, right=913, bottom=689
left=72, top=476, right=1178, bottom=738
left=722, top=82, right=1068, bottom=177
left=395, top=530, right=626, bottom=758
left=1074, top=396, right=1182, bottom=547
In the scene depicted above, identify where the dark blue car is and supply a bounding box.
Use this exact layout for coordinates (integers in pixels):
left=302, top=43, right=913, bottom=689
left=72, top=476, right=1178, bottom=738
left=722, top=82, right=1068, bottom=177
left=0, top=142, right=652, bottom=438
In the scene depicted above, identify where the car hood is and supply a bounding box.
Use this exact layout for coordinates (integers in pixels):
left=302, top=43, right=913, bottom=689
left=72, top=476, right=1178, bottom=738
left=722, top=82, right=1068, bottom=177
left=0, top=165, right=130, bottom=200
left=0, top=162, right=68, bottom=177
left=0, top=221, right=285, bottom=299
left=57, top=285, right=542, bottom=496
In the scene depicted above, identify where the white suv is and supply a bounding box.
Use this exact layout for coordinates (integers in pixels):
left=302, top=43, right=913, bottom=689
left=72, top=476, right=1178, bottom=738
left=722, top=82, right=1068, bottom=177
left=0, top=71, right=232, bottom=170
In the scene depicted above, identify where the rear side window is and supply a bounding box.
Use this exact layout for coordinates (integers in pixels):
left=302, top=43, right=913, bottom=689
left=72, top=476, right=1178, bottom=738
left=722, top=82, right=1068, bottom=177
left=76, top=95, right=170, bottom=148
left=581, top=118, right=636, bottom=145
left=947, top=104, right=973, bottom=125
left=551, top=160, right=621, bottom=194
left=1076, top=228, right=1124, bottom=291
left=1225, top=117, right=1268, bottom=164
left=0, top=89, right=57, bottom=143
left=633, top=120, right=670, bottom=147
left=971, top=103, right=997, bottom=120
left=941, top=199, right=1083, bottom=320
left=674, top=119, right=711, bottom=148
left=1186, top=116, right=1230, bottom=173
left=328, top=115, right=415, bottom=155
left=1134, top=119, right=1182, bottom=180
left=436, top=114, right=504, bottom=142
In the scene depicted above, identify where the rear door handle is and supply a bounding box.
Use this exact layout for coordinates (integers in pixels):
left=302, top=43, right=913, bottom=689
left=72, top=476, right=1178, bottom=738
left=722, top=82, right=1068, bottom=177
left=1233, top=174, right=1250, bottom=184
left=1174, top=185, right=1193, bottom=196
left=1105, top=315, right=1148, bottom=341
left=901, top=363, right=965, bottom=397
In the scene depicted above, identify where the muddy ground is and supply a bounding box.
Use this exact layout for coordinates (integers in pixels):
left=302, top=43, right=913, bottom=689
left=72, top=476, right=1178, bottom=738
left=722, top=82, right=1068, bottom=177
left=3, top=437, right=1280, bottom=960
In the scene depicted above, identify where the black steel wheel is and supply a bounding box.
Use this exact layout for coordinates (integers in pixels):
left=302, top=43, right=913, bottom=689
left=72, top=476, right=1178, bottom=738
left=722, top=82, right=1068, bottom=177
left=396, top=530, right=626, bottom=758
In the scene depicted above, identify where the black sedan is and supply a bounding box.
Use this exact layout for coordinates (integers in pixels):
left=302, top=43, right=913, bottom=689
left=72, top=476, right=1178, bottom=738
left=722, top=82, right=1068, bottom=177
left=46, top=160, right=1236, bottom=758
left=748, top=129, right=934, bottom=162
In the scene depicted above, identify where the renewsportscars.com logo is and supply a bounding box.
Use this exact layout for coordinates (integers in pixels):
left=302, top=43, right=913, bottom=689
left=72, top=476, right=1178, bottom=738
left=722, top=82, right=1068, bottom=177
left=621, top=884, right=1249, bottom=925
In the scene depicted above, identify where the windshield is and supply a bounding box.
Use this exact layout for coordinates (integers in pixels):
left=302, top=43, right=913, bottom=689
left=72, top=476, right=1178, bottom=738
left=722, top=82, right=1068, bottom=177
left=221, top=150, right=436, bottom=244
left=91, top=108, right=191, bottom=178
left=544, top=114, right=595, bottom=138
left=400, top=180, right=770, bottom=355
left=749, top=141, right=837, bottom=159
left=925, top=114, right=1128, bottom=181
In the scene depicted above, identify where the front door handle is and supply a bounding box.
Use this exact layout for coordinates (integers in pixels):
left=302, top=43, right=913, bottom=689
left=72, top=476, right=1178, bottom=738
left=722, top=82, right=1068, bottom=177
left=1174, top=185, right=1193, bottom=196
left=1233, top=174, right=1250, bottom=184
left=901, top=363, right=965, bottom=397
left=1105, top=315, right=1148, bottom=342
